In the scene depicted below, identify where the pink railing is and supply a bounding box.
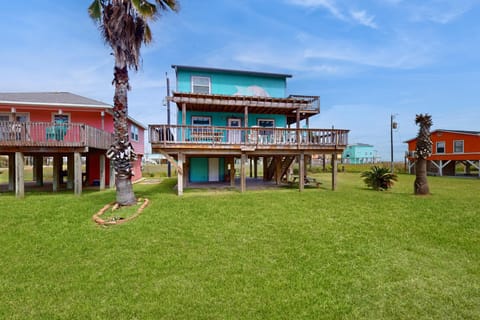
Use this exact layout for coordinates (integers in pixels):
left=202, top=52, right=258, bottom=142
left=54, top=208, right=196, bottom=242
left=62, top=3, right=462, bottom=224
left=149, top=125, right=348, bottom=147
left=0, top=122, right=114, bottom=149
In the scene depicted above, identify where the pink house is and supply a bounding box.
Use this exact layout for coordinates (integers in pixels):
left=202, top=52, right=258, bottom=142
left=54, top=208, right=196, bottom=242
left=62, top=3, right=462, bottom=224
left=0, top=92, right=145, bottom=197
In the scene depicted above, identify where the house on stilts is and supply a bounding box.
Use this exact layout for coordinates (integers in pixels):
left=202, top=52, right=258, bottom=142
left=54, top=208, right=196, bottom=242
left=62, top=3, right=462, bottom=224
left=405, top=129, right=480, bottom=176
left=0, top=92, right=145, bottom=197
left=149, top=65, right=349, bottom=195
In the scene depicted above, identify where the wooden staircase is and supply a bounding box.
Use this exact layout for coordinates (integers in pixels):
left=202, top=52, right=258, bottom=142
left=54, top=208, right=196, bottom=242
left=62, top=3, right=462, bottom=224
left=264, top=156, right=296, bottom=182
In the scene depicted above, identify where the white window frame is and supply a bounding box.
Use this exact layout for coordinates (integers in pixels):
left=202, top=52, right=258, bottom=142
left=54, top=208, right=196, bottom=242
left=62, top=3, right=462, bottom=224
left=52, top=113, right=70, bottom=124
left=130, top=124, right=139, bottom=141
left=257, top=119, right=275, bottom=128
left=436, top=141, right=445, bottom=154
left=191, top=116, right=211, bottom=126
left=191, top=76, right=211, bottom=94
left=453, top=140, right=464, bottom=153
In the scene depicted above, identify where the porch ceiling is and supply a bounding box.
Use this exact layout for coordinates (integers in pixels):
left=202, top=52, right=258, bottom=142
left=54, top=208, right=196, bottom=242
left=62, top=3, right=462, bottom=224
left=169, top=92, right=319, bottom=124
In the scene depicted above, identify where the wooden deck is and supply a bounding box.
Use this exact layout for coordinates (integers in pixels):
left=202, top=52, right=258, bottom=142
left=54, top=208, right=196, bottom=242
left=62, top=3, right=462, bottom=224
left=149, top=125, right=348, bottom=155
left=0, top=121, right=114, bottom=152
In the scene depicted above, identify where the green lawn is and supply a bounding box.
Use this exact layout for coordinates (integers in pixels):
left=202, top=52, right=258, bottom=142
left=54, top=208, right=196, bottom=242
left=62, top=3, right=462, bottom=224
left=0, top=173, right=478, bottom=319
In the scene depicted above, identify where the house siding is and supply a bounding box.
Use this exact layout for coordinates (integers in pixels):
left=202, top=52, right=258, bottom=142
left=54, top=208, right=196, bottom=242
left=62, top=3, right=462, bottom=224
left=176, top=70, right=287, bottom=98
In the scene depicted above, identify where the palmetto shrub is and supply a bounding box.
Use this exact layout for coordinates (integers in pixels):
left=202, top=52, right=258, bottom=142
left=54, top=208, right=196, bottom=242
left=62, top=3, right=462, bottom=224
left=361, top=166, right=398, bottom=191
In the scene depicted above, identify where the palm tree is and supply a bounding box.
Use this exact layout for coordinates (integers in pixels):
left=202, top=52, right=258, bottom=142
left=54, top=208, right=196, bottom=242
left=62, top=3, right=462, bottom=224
left=414, top=113, right=433, bottom=195
left=88, top=0, right=178, bottom=205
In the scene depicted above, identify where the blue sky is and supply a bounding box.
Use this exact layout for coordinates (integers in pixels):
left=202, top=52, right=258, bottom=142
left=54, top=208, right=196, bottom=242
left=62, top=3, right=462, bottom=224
left=1, top=0, right=479, bottom=160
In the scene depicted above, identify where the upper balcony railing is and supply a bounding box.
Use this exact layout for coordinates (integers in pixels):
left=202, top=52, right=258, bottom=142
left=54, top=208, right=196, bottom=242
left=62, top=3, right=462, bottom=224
left=149, top=125, right=348, bottom=148
left=0, top=121, right=114, bottom=150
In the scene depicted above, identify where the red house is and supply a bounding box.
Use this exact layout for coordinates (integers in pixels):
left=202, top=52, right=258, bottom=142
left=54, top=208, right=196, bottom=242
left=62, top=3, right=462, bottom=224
left=0, top=92, right=145, bottom=197
left=405, top=129, right=480, bottom=177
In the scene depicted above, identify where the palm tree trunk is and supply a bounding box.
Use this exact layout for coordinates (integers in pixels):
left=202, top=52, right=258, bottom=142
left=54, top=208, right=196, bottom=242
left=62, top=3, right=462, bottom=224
left=109, top=66, right=136, bottom=206
left=414, top=158, right=430, bottom=195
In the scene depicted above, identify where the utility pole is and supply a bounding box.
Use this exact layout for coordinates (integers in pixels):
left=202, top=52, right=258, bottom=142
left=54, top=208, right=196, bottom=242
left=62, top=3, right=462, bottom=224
left=390, top=114, right=397, bottom=173
left=166, top=72, right=171, bottom=177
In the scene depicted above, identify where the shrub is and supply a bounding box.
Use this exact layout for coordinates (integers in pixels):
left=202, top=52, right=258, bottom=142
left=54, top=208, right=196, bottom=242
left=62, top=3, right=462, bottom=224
left=361, top=166, right=398, bottom=191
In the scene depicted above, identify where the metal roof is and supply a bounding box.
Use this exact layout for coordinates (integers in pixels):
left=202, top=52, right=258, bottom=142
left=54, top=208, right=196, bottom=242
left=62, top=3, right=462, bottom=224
left=172, top=65, right=292, bottom=78
left=0, top=92, right=111, bottom=108
left=404, top=129, right=480, bottom=143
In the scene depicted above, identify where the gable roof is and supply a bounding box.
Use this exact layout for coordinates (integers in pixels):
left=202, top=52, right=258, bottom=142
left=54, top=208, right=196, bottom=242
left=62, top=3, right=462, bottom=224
left=0, top=92, right=111, bottom=109
left=172, top=65, right=292, bottom=79
left=404, top=129, right=480, bottom=143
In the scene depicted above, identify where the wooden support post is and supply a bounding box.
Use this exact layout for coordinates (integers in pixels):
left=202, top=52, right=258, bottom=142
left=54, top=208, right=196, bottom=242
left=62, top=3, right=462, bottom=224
left=99, top=154, right=106, bottom=190
left=183, top=156, right=189, bottom=188
left=248, top=158, right=252, bottom=178
left=181, top=103, right=186, bottom=141
left=177, top=153, right=184, bottom=196
left=52, top=155, right=61, bottom=192
left=275, top=156, right=282, bottom=184
left=230, top=157, right=235, bottom=187
left=67, top=154, right=74, bottom=190
left=332, top=153, right=338, bottom=191
left=299, top=153, right=305, bottom=192
left=254, top=157, right=258, bottom=178
left=296, top=109, right=300, bottom=146
left=263, top=156, right=268, bottom=181
left=244, top=107, right=249, bottom=130
left=32, top=156, right=37, bottom=181
left=241, top=153, right=246, bottom=193
left=34, top=155, right=43, bottom=186
left=8, top=153, right=15, bottom=191
left=15, top=152, right=24, bottom=199
left=74, top=152, right=82, bottom=196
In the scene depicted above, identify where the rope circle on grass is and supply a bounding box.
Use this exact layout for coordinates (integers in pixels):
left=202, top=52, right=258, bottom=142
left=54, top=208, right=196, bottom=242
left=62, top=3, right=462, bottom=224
left=92, top=198, right=149, bottom=225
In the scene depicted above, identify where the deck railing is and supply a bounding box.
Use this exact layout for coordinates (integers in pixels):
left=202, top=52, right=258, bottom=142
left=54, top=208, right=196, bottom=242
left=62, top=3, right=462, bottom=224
left=149, top=125, right=348, bottom=147
left=0, top=121, right=114, bottom=149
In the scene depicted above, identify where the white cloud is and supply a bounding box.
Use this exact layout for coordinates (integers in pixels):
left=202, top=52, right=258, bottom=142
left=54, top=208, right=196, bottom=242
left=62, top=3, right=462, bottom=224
left=350, top=10, right=378, bottom=29
left=287, top=0, right=381, bottom=29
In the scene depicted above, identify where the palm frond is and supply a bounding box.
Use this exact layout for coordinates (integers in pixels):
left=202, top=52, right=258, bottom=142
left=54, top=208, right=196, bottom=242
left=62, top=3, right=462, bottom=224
left=155, top=0, right=179, bottom=12
left=88, top=0, right=103, bottom=21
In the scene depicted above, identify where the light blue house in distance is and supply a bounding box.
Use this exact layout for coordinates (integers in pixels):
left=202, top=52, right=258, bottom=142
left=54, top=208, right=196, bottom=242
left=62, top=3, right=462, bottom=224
left=149, top=65, right=349, bottom=195
left=342, top=143, right=379, bottom=164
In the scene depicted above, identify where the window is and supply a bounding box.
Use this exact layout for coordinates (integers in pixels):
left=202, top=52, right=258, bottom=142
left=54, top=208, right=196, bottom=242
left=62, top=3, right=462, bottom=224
left=53, top=114, right=69, bottom=124
left=191, top=116, right=211, bottom=135
left=436, top=141, right=445, bottom=154
left=131, top=124, right=139, bottom=141
left=0, top=113, right=29, bottom=122
left=191, top=116, right=211, bottom=126
left=257, top=119, right=275, bottom=128
left=454, top=140, right=464, bottom=153
left=191, top=76, right=211, bottom=94
left=257, top=119, right=275, bottom=136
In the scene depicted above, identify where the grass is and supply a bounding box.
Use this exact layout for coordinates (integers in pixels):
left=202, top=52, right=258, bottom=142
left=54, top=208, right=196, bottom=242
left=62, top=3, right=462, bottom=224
left=0, top=173, right=479, bottom=319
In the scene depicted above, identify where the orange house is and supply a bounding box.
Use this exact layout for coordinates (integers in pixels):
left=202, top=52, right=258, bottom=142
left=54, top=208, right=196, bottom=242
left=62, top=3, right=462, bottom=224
left=0, top=92, right=145, bottom=197
left=405, top=129, right=480, bottom=177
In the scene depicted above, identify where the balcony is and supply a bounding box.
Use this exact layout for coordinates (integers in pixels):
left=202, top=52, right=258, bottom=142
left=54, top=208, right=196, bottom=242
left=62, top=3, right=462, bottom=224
left=0, top=121, right=114, bottom=151
left=149, top=125, right=348, bottom=154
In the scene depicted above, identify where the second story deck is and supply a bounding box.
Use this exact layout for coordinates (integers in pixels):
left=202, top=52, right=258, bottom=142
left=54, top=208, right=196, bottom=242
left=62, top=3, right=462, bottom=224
left=150, top=124, right=349, bottom=155
left=0, top=121, right=114, bottom=153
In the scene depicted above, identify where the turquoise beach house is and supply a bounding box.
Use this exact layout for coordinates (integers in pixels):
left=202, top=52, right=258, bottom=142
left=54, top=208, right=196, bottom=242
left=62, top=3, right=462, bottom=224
left=342, top=143, right=379, bottom=164
left=149, top=65, right=349, bottom=195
